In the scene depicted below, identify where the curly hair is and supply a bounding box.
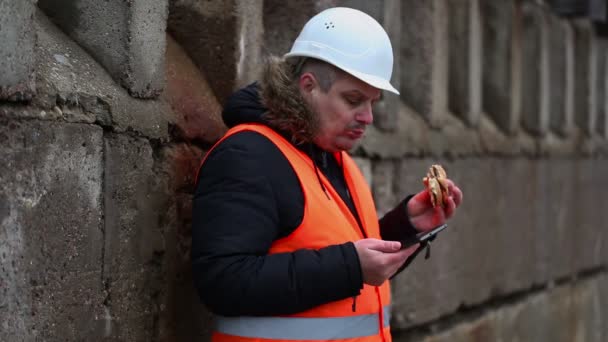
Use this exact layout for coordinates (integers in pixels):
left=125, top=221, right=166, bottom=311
left=259, top=56, right=343, bottom=144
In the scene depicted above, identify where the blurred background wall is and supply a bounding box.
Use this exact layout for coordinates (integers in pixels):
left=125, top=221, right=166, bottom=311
left=1, top=0, right=607, bottom=341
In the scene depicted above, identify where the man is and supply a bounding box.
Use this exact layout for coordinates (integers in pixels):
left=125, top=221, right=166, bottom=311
left=192, top=7, right=463, bottom=341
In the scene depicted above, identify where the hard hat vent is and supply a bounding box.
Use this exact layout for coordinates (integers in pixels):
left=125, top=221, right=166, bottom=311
left=324, top=22, right=335, bottom=29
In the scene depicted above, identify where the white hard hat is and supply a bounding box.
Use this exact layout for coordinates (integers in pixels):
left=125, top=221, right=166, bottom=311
left=284, top=7, right=399, bottom=95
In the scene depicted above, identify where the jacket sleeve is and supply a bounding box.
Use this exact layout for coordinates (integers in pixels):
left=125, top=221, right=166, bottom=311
left=378, top=195, right=419, bottom=241
left=191, top=136, right=363, bottom=316
left=380, top=196, right=437, bottom=276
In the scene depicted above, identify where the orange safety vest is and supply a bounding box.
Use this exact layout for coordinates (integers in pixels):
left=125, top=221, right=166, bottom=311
left=199, top=124, right=392, bottom=342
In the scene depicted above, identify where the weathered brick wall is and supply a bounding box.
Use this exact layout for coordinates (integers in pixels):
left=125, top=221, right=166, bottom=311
left=1, top=1, right=607, bottom=341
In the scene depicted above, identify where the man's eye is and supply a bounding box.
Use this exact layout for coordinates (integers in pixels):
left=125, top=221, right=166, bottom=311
left=345, top=97, right=361, bottom=105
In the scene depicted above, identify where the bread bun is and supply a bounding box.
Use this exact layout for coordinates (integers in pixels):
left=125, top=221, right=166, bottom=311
left=423, top=164, right=450, bottom=208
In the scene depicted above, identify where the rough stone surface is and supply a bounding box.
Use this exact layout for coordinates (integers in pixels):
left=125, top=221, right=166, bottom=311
left=592, top=36, right=606, bottom=138
left=360, top=102, right=484, bottom=158
left=165, top=34, right=226, bottom=145
left=479, top=114, right=538, bottom=156
left=390, top=158, right=608, bottom=329
left=0, top=118, right=104, bottom=341
left=161, top=143, right=206, bottom=193
left=521, top=2, right=545, bottom=136
left=602, top=62, right=608, bottom=137
left=395, top=274, right=608, bottom=342
left=102, top=133, right=167, bottom=340
left=400, top=0, right=448, bottom=127
left=481, top=0, right=521, bottom=134
left=573, top=20, right=593, bottom=136
left=374, top=0, right=400, bottom=132
left=562, top=20, right=577, bottom=137
left=155, top=145, right=211, bottom=341
left=544, top=12, right=569, bottom=137
left=359, top=102, right=429, bottom=158
left=31, top=10, right=168, bottom=139
left=0, top=0, right=37, bottom=101
left=447, top=0, right=482, bottom=127
left=352, top=157, right=373, bottom=187
left=543, top=11, right=569, bottom=137
left=38, top=0, right=169, bottom=98
left=372, top=160, right=397, bottom=217
left=263, top=0, right=337, bottom=57
left=169, top=0, right=264, bottom=104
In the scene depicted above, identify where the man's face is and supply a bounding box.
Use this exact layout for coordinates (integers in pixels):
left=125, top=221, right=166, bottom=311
left=302, top=72, right=381, bottom=152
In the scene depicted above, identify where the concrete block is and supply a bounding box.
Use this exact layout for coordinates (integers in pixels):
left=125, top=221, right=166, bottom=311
left=22, top=272, right=107, bottom=341
left=158, top=242, right=214, bottom=341
left=361, top=103, right=482, bottom=158
left=38, top=0, right=168, bottom=98
left=544, top=11, right=570, bottom=137
left=102, top=133, right=176, bottom=340
left=390, top=158, right=608, bottom=329
left=478, top=113, right=538, bottom=156
left=165, top=34, right=226, bottom=145
left=102, top=268, right=163, bottom=341
left=397, top=276, right=607, bottom=342
left=169, top=0, right=264, bottom=103
left=520, top=1, right=543, bottom=136
left=33, top=10, right=168, bottom=139
left=352, top=157, right=373, bottom=188
left=573, top=20, right=594, bottom=136
left=372, top=160, right=397, bottom=217
left=263, top=0, right=337, bottom=57
left=400, top=0, right=449, bottom=127
left=103, top=133, right=165, bottom=279
left=538, top=131, right=583, bottom=157
left=601, top=274, right=608, bottom=340
left=152, top=149, right=212, bottom=340
left=481, top=0, right=522, bottom=134
left=374, top=0, right=401, bottom=132
left=427, top=115, right=483, bottom=158
left=359, top=102, right=429, bottom=158
left=160, top=143, right=205, bottom=193
left=0, top=0, right=36, bottom=101
left=562, top=20, right=577, bottom=137
left=447, top=0, right=482, bottom=127
left=600, top=50, right=608, bottom=139
left=155, top=191, right=214, bottom=340
left=0, top=118, right=104, bottom=340
left=591, top=35, right=607, bottom=138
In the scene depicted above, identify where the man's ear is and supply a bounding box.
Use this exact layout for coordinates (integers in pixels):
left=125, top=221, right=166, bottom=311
left=298, top=72, right=318, bottom=95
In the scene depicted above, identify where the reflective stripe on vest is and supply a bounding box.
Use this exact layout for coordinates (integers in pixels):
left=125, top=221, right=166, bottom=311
left=215, top=306, right=391, bottom=340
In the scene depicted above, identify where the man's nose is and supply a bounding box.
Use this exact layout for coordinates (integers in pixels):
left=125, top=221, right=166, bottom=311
left=356, top=103, right=374, bottom=125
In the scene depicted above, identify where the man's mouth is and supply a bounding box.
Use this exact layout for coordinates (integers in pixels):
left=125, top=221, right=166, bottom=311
left=347, top=128, right=365, bottom=139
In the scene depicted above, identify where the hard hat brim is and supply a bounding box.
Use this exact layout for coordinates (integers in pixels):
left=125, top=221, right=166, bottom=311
left=284, top=53, right=400, bottom=95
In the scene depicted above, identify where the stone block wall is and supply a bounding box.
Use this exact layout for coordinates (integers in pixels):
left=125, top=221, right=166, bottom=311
left=1, top=1, right=607, bottom=341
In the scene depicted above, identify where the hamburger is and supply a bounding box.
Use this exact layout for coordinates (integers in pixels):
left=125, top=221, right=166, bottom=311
left=422, top=164, right=450, bottom=208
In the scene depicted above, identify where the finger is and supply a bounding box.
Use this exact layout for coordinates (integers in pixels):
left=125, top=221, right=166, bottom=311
left=444, top=196, right=456, bottom=219
left=385, top=246, right=416, bottom=266
left=431, top=206, right=446, bottom=228
left=367, top=239, right=401, bottom=253
left=408, top=190, right=432, bottom=216
left=451, top=185, right=463, bottom=207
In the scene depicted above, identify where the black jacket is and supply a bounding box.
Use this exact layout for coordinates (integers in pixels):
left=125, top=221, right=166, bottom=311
left=192, top=83, right=419, bottom=316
